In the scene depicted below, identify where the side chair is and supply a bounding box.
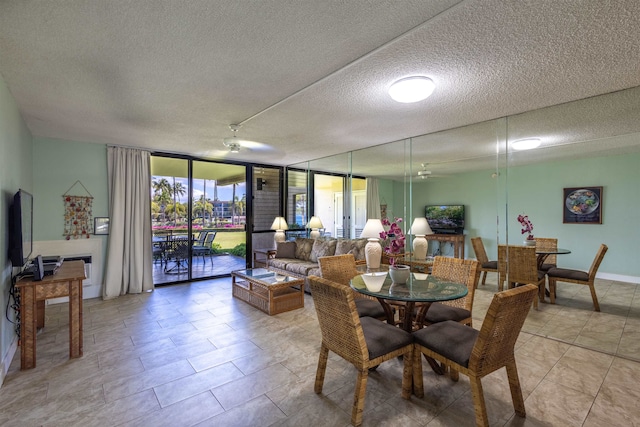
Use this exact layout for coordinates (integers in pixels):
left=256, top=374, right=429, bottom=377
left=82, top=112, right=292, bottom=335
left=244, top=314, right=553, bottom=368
left=412, top=284, right=538, bottom=427
left=308, top=275, right=413, bottom=427
left=498, top=245, right=546, bottom=308
left=471, top=237, right=498, bottom=287
left=418, top=257, right=480, bottom=328
left=535, top=237, right=558, bottom=271
left=547, top=243, right=608, bottom=311
left=318, top=254, right=387, bottom=320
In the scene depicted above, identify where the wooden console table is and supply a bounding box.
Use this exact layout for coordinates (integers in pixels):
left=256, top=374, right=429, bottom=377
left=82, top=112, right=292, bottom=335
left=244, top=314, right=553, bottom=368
left=16, top=260, right=85, bottom=370
left=427, top=234, right=465, bottom=259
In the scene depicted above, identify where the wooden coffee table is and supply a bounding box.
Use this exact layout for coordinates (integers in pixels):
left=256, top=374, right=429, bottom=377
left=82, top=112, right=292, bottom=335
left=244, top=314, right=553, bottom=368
left=232, top=268, right=304, bottom=315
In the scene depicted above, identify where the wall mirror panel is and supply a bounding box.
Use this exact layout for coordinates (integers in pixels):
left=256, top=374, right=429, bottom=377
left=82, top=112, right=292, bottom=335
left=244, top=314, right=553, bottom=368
left=288, top=85, right=640, bottom=284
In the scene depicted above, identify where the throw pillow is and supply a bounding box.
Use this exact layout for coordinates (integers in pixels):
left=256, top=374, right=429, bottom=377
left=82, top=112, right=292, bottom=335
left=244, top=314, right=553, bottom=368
left=275, top=241, right=296, bottom=259
left=294, top=238, right=315, bottom=261
left=310, top=239, right=337, bottom=262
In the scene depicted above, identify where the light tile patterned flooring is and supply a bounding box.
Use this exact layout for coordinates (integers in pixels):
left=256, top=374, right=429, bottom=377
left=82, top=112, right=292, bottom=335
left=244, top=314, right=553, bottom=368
left=1, top=274, right=640, bottom=426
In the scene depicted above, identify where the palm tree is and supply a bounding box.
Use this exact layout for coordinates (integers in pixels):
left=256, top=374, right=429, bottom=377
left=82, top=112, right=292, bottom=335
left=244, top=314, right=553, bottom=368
left=172, top=180, right=186, bottom=224
left=152, top=178, right=172, bottom=223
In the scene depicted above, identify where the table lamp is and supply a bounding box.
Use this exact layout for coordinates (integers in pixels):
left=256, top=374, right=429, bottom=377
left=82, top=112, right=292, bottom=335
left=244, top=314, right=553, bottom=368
left=360, top=219, right=385, bottom=269
left=271, top=216, right=289, bottom=244
left=307, top=216, right=324, bottom=239
left=410, top=217, right=433, bottom=260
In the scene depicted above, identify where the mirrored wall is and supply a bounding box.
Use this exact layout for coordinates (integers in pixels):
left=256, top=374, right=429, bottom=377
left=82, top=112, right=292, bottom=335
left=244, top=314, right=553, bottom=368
left=288, top=85, right=640, bottom=280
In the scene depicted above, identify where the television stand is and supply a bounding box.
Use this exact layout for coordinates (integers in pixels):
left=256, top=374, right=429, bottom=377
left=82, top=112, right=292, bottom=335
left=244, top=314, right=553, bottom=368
left=427, top=234, right=465, bottom=259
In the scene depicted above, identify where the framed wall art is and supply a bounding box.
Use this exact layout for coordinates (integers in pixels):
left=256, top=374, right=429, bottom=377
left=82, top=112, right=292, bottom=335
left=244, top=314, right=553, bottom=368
left=563, top=187, right=602, bottom=224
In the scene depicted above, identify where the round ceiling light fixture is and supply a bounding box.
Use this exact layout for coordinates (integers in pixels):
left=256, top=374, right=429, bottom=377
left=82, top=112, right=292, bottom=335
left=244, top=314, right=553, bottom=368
left=388, top=76, right=435, bottom=103
left=511, top=138, right=541, bottom=150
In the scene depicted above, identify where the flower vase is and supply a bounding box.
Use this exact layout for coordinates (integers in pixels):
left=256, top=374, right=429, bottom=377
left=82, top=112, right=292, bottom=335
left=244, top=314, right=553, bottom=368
left=389, top=264, right=410, bottom=284
left=524, top=239, right=536, bottom=246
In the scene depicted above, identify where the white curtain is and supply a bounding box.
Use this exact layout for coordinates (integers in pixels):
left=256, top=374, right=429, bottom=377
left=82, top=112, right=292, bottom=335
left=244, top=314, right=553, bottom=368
left=103, top=147, right=153, bottom=299
left=366, top=177, right=381, bottom=219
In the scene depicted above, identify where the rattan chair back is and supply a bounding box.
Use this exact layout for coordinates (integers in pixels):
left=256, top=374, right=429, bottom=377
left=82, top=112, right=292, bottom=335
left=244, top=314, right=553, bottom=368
left=469, top=284, right=537, bottom=375
left=471, top=237, right=490, bottom=264
left=471, top=237, right=498, bottom=286
left=308, top=275, right=368, bottom=365
left=535, top=237, right=558, bottom=266
left=318, top=254, right=360, bottom=286
left=431, top=256, right=479, bottom=312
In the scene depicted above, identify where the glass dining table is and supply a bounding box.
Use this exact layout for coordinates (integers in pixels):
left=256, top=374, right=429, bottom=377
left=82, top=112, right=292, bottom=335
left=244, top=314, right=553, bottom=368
left=350, top=271, right=468, bottom=333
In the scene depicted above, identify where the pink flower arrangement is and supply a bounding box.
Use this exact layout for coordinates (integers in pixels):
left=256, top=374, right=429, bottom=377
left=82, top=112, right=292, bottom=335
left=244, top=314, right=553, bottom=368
left=517, top=214, right=534, bottom=240
left=379, top=217, right=406, bottom=266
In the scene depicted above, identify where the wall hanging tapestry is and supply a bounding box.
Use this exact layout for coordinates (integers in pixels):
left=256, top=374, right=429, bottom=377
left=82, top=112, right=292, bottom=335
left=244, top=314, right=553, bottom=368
left=62, top=180, right=94, bottom=239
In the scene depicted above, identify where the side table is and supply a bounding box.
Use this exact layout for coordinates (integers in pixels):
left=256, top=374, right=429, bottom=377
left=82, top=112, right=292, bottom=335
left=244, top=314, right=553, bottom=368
left=253, top=248, right=276, bottom=268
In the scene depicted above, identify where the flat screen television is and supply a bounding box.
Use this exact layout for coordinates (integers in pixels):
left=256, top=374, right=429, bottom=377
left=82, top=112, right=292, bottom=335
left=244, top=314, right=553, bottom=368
left=425, top=205, right=465, bottom=234
left=9, top=189, right=33, bottom=267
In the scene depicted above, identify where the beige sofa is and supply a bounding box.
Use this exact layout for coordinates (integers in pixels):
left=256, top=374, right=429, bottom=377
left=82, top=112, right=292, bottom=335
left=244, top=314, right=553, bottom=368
left=267, top=237, right=368, bottom=292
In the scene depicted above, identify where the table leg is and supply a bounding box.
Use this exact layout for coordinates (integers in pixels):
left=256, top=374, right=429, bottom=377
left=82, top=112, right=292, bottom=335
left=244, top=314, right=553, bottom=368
left=68, top=279, right=83, bottom=359
left=20, top=286, right=37, bottom=370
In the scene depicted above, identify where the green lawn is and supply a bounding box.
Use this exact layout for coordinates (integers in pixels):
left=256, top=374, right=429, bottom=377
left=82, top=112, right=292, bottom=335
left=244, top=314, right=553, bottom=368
left=212, top=231, right=245, bottom=250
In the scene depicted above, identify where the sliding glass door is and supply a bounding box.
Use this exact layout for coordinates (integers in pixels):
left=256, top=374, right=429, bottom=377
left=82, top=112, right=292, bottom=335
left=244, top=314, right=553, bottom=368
left=151, top=156, right=247, bottom=284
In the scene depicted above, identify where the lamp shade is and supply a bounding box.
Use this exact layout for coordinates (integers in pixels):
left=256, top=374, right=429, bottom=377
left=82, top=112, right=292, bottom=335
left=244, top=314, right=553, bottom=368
left=360, top=219, right=385, bottom=239
left=307, top=216, right=323, bottom=229
left=409, top=217, right=433, bottom=235
left=270, top=217, right=289, bottom=231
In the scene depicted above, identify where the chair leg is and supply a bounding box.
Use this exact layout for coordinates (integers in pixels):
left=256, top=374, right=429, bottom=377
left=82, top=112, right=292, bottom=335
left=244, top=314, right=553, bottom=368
left=588, top=282, right=601, bottom=312
left=352, top=369, right=369, bottom=427
left=314, top=345, right=329, bottom=394
left=469, top=375, right=490, bottom=427
left=505, top=360, right=526, bottom=418
left=401, top=348, right=413, bottom=400
left=481, top=271, right=487, bottom=286
left=549, top=278, right=557, bottom=304
left=412, top=347, right=424, bottom=398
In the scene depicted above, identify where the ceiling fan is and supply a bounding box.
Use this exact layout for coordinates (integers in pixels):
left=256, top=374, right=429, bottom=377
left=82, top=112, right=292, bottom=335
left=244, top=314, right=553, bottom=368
left=220, top=124, right=273, bottom=155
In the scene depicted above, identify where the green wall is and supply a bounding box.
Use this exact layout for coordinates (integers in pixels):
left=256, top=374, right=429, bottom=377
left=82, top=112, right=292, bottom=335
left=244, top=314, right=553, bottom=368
left=0, top=73, right=33, bottom=377
left=411, top=151, right=640, bottom=279
left=32, top=138, right=109, bottom=241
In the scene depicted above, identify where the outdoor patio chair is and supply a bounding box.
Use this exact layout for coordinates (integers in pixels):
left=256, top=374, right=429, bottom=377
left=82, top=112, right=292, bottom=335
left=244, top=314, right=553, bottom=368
left=308, top=275, right=413, bottom=427
left=193, top=231, right=217, bottom=263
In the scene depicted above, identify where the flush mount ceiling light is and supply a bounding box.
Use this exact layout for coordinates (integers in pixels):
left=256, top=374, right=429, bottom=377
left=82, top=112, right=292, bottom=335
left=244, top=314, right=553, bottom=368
left=223, top=124, right=242, bottom=153
left=511, top=138, right=541, bottom=150
left=388, top=76, right=435, bottom=103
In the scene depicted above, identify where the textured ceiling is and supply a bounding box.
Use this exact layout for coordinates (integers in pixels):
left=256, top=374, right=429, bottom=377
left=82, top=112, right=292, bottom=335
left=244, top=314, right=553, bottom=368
left=1, top=0, right=639, bottom=174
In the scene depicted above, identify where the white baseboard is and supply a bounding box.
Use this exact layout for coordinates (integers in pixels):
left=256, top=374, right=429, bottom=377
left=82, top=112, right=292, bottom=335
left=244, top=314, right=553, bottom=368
left=598, top=272, right=640, bottom=284
left=0, top=337, right=18, bottom=388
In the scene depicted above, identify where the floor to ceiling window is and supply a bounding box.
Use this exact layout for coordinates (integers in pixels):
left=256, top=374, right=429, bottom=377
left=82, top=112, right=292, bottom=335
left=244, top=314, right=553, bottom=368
left=151, top=156, right=247, bottom=284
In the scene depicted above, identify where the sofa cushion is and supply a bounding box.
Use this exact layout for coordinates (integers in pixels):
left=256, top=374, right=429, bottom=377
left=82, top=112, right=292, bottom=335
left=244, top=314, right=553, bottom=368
left=307, top=266, right=321, bottom=277
left=285, top=261, right=319, bottom=276
left=268, top=258, right=292, bottom=270
left=310, top=239, right=337, bottom=262
left=334, top=238, right=368, bottom=261
left=275, top=241, right=296, bottom=259
left=295, top=238, right=315, bottom=261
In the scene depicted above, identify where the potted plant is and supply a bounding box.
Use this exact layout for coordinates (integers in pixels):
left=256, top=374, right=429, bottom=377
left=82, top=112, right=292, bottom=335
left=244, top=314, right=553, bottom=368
left=380, top=217, right=410, bottom=283
left=517, top=214, right=535, bottom=246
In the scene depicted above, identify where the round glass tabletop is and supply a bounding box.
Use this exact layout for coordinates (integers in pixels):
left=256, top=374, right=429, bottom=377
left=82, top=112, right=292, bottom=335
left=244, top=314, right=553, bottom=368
left=350, top=272, right=468, bottom=303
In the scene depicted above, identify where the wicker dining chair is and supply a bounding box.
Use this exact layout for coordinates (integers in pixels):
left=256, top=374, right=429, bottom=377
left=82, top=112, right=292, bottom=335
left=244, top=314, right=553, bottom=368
left=418, top=257, right=480, bottom=328
left=412, top=284, right=538, bottom=427
left=535, top=237, right=558, bottom=271
left=318, top=254, right=387, bottom=320
left=547, top=243, right=608, bottom=311
left=308, top=275, right=413, bottom=427
left=498, top=245, right=546, bottom=308
left=471, top=237, right=498, bottom=287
